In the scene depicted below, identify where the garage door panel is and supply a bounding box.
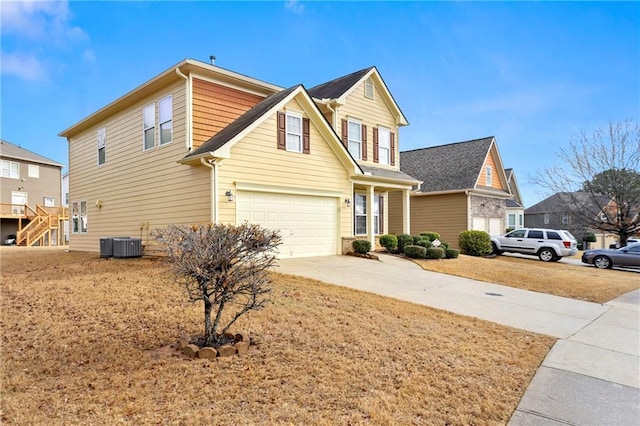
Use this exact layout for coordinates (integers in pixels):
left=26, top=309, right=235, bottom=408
left=237, top=191, right=338, bottom=258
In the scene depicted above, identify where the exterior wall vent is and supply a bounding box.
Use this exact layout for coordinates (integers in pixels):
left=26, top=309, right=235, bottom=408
left=113, top=238, right=142, bottom=258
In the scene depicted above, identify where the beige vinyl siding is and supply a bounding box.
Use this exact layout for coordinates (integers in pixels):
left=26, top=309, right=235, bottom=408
left=387, top=190, right=404, bottom=235
left=338, top=79, right=399, bottom=170
left=1, top=162, right=61, bottom=209
left=68, top=80, right=211, bottom=253
left=192, top=78, right=264, bottom=149
left=217, top=97, right=352, bottom=238
left=410, top=193, right=468, bottom=249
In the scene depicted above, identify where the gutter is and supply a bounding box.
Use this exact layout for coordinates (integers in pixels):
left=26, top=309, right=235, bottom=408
left=200, top=156, right=219, bottom=223
left=175, top=66, right=192, bottom=151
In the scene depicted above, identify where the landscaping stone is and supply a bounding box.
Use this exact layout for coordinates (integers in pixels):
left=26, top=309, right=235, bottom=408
left=198, top=347, right=217, bottom=359
left=217, top=344, right=236, bottom=357
left=182, top=344, right=199, bottom=358
left=176, top=339, right=189, bottom=350
left=235, top=341, right=250, bottom=355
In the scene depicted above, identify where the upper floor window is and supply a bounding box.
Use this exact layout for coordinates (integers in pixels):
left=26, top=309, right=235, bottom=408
left=97, top=127, right=106, bottom=165
left=1, top=160, right=19, bottom=179
left=28, top=164, right=39, bottom=178
left=562, top=213, right=570, bottom=225
left=348, top=120, right=362, bottom=160
left=143, top=104, right=155, bottom=150
left=364, top=78, right=374, bottom=99
left=286, top=113, right=302, bottom=153
left=159, top=95, right=173, bottom=145
left=486, top=166, right=493, bottom=186
left=377, top=127, right=390, bottom=165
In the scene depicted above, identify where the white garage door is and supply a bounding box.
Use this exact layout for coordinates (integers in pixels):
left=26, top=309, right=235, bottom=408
left=472, top=217, right=503, bottom=236
left=237, top=191, right=338, bottom=258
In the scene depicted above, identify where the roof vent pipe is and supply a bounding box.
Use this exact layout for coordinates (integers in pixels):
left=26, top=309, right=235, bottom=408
left=210, top=55, right=216, bottom=65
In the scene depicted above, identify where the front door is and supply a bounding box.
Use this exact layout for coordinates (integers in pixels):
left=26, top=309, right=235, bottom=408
left=11, top=192, right=27, bottom=215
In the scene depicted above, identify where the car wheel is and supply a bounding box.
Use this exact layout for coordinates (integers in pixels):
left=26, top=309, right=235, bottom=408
left=538, top=248, right=556, bottom=262
left=491, top=242, right=502, bottom=255
left=593, top=255, right=612, bottom=269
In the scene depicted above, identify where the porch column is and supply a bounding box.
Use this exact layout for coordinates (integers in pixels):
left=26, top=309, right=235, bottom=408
left=368, top=185, right=375, bottom=249
left=403, top=189, right=411, bottom=234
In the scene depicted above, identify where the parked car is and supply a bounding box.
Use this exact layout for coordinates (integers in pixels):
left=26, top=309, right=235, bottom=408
left=581, top=242, right=640, bottom=269
left=3, top=234, right=16, bottom=245
left=491, top=228, right=578, bottom=262
left=608, top=238, right=639, bottom=249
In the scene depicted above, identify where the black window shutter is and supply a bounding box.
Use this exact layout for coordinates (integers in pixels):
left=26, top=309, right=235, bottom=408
left=379, top=196, right=384, bottom=234
left=302, top=117, right=310, bottom=154
left=277, top=112, right=286, bottom=150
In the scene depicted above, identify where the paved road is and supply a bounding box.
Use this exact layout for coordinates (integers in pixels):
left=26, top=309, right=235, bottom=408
left=278, top=254, right=640, bottom=425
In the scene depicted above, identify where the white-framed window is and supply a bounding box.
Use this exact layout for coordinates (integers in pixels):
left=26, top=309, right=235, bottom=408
left=286, top=112, right=302, bottom=153
left=544, top=213, right=550, bottom=224
left=11, top=191, right=27, bottom=215
left=348, top=120, right=362, bottom=160
left=97, top=127, right=106, bottom=165
left=44, top=197, right=55, bottom=207
left=354, top=194, right=367, bottom=235
left=519, top=214, right=524, bottom=227
left=378, top=127, right=390, bottom=165
left=562, top=213, right=570, bottom=225
left=508, top=214, right=516, bottom=228
left=143, top=104, right=156, bottom=150
left=159, top=95, right=173, bottom=145
left=72, top=201, right=88, bottom=233
left=65, top=192, right=69, bottom=206
left=364, top=77, right=374, bottom=99
left=1, top=160, right=20, bottom=179
left=28, top=164, right=39, bottom=178
left=373, top=195, right=382, bottom=235
left=486, top=166, right=493, bottom=186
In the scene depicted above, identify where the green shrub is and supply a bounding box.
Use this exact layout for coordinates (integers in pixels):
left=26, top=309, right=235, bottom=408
left=445, top=248, right=459, bottom=259
left=397, top=234, right=414, bottom=253
left=439, top=241, right=450, bottom=251
left=420, top=232, right=441, bottom=242
left=583, top=232, right=597, bottom=243
left=415, top=239, right=432, bottom=249
left=379, top=234, right=398, bottom=252
left=404, top=245, right=427, bottom=259
left=458, top=230, right=492, bottom=256
left=426, top=247, right=445, bottom=259
left=352, top=239, right=371, bottom=254
left=412, top=235, right=423, bottom=244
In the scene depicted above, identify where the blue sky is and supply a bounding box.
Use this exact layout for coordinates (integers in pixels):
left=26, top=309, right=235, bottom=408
left=1, top=1, right=638, bottom=206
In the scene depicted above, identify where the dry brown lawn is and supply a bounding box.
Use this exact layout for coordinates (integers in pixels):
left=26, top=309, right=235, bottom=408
left=415, top=254, right=640, bottom=303
left=0, top=248, right=554, bottom=425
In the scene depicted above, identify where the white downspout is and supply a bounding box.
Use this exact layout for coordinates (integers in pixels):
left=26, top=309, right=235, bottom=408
left=175, top=67, right=192, bottom=151
left=200, top=157, right=217, bottom=223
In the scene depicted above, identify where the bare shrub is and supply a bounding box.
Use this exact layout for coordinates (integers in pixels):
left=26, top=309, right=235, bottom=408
left=153, top=223, right=281, bottom=347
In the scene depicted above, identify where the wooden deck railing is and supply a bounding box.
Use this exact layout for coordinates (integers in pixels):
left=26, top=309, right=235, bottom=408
left=10, top=204, right=69, bottom=246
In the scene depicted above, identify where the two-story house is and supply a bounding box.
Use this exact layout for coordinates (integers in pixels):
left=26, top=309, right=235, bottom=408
left=0, top=139, right=67, bottom=246
left=59, top=59, right=419, bottom=257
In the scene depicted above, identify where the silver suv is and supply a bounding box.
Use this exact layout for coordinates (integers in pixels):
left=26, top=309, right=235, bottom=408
left=491, top=228, right=578, bottom=262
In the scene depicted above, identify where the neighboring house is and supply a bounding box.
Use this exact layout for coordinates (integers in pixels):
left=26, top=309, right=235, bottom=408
left=524, top=192, right=617, bottom=248
left=62, top=172, right=69, bottom=242
left=58, top=59, right=420, bottom=257
left=0, top=139, right=67, bottom=246
left=505, top=168, right=525, bottom=231
left=389, top=137, right=512, bottom=248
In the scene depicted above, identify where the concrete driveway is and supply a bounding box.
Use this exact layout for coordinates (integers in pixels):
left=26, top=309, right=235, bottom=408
left=277, top=253, right=640, bottom=425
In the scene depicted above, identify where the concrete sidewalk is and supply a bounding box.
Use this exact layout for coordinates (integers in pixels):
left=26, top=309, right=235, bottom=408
left=277, top=254, right=640, bottom=425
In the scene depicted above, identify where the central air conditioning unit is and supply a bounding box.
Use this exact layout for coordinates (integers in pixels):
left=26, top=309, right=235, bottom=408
left=100, top=236, right=130, bottom=258
left=113, top=238, right=142, bottom=258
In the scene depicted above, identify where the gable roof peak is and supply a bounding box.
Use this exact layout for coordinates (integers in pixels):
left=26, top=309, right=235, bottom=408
left=307, top=66, right=375, bottom=100
left=401, top=136, right=495, bottom=154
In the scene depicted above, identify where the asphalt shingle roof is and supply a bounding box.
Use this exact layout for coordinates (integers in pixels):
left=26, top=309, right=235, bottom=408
left=0, top=139, right=63, bottom=167
left=400, top=137, right=495, bottom=193
left=307, top=67, right=374, bottom=99
left=185, top=85, right=300, bottom=158
left=525, top=192, right=610, bottom=214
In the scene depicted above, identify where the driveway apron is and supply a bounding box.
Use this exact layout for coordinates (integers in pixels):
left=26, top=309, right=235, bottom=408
left=277, top=254, right=640, bottom=425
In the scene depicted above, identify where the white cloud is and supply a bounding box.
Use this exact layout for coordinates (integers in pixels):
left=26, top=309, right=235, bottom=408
left=0, top=0, right=91, bottom=82
left=285, top=0, right=304, bottom=14
left=0, top=52, right=47, bottom=81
